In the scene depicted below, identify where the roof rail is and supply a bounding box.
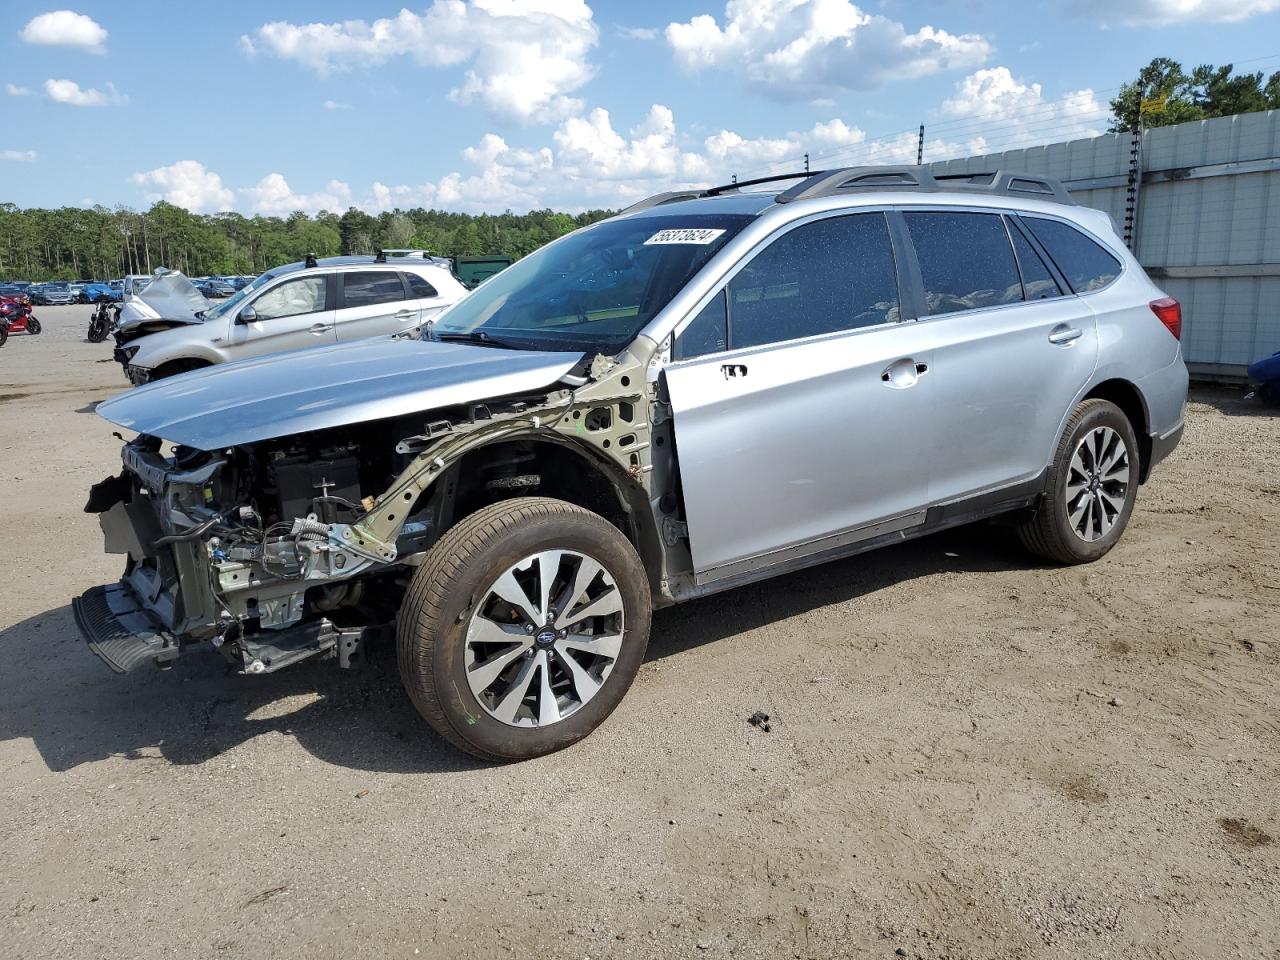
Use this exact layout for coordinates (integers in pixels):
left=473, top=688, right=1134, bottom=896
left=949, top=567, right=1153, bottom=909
left=618, top=171, right=815, bottom=216
left=774, top=165, right=1076, bottom=205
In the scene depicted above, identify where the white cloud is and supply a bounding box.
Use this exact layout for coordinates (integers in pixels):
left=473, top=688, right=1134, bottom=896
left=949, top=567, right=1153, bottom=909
left=6, top=83, right=31, bottom=96
left=44, top=78, right=126, bottom=107
left=245, top=0, right=599, bottom=124
left=938, top=67, right=1105, bottom=150
left=322, top=99, right=351, bottom=110
left=1, top=150, right=37, bottom=162
left=1066, top=0, right=1280, bottom=23
left=665, top=0, right=991, bottom=99
left=132, top=161, right=235, bottom=212
left=617, top=26, right=658, bottom=39
left=241, top=173, right=354, bottom=214
left=20, top=10, right=107, bottom=52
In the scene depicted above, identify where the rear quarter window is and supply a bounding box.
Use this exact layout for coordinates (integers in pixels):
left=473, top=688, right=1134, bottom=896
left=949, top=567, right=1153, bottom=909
left=1021, top=217, right=1122, bottom=293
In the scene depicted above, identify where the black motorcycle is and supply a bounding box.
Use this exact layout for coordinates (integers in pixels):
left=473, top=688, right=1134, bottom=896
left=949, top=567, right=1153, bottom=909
left=87, top=300, right=117, bottom=343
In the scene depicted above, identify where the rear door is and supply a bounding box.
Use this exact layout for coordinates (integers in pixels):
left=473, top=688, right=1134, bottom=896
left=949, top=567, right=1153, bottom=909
left=228, top=274, right=335, bottom=359
left=335, top=270, right=416, bottom=342
left=404, top=270, right=450, bottom=333
left=899, top=209, right=1099, bottom=503
left=664, top=211, right=935, bottom=584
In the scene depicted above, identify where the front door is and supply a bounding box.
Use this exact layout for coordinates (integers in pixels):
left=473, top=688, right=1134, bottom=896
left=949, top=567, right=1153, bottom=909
left=664, top=212, right=933, bottom=584
left=229, top=274, right=335, bottom=359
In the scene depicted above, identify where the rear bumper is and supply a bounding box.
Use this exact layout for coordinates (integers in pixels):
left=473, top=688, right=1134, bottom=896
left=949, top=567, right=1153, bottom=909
left=1148, top=421, right=1184, bottom=473
left=71, top=582, right=180, bottom=673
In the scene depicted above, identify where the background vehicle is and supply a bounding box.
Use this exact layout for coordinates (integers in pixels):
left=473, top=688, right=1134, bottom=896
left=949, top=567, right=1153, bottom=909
left=83, top=282, right=122, bottom=303
left=0, top=296, right=40, bottom=336
left=87, top=299, right=117, bottom=342
left=33, top=283, right=73, bottom=305
left=74, top=167, right=1187, bottom=761
left=113, top=255, right=468, bottom=383
left=197, top=278, right=235, bottom=298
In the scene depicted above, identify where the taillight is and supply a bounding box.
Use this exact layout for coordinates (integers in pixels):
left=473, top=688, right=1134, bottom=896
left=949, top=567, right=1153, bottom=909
left=1150, top=297, right=1181, bottom=340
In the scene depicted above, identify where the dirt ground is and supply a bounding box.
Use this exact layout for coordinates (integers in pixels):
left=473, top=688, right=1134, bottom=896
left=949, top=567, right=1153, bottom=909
left=1, top=304, right=1277, bottom=960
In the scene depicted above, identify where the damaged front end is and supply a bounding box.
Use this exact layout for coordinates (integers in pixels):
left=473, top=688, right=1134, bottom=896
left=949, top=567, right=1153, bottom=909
left=71, top=344, right=668, bottom=677
left=74, top=433, right=432, bottom=674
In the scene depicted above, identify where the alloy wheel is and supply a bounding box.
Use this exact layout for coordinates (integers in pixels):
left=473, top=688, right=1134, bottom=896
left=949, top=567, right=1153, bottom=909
left=463, top=550, right=625, bottom=728
left=1066, top=425, right=1131, bottom=542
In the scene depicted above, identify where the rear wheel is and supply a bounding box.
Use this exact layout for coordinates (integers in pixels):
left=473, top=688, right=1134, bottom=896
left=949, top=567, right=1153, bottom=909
left=1017, top=398, right=1139, bottom=564
left=397, top=496, right=651, bottom=761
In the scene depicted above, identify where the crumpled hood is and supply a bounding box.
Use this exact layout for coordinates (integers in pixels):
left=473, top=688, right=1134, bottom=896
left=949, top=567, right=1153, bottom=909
left=95, top=337, right=585, bottom=449
left=117, top=272, right=211, bottom=331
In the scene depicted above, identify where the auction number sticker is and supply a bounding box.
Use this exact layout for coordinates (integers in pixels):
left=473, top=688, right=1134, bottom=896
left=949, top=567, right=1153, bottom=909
left=644, top=228, right=726, bottom=245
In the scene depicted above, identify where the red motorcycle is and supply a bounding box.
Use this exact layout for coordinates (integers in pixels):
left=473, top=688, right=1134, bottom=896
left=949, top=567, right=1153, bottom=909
left=0, top=296, right=41, bottom=346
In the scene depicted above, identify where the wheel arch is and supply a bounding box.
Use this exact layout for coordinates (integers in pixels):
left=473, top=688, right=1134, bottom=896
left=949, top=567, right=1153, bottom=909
left=436, top=433, right=666, bottom=596
left=1081, top=378, right=1153, bottom=482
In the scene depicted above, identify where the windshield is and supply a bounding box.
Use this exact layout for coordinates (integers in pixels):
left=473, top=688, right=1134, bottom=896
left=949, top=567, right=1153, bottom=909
left=429, top=213, right=753, bottom=353
left=203, top=270, right=275, bottom=320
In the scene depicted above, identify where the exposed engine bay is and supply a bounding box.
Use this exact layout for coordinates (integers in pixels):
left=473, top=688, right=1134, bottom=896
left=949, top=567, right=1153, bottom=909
left=77, top=349, right=679, bottom=675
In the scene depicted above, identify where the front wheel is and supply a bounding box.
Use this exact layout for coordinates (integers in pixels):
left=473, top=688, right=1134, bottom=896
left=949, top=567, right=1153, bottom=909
left=26, top=318, right=40, bottom=335
left=1017, top=398, right=1140, bottom=564
left=397, top=497, right=652, bottom=761
left=0, top=325, right=7, bottom=348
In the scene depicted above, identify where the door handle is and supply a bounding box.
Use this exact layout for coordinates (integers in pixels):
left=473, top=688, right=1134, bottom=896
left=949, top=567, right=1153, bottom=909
left=1048, top=326, right=1083, bottom=345
left=394, top=309, right=415, bottom=320
left=881, top=357, right=926, bottom=389
left=721, top=363, right=748, bottom=379
left=308, top=323, right=331, bottom=335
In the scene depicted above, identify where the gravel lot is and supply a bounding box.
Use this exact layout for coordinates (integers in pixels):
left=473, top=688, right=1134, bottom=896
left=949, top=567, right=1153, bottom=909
left=2, top=304, right=1278, bottom=960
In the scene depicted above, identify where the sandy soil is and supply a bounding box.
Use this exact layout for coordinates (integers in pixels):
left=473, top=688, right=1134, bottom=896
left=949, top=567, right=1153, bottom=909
left=1, top=304, right=1278, bottom=960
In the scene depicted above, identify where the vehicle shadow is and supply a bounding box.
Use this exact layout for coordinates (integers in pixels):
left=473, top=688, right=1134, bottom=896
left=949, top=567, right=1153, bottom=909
left=0, top=524, right=1032, bottom=776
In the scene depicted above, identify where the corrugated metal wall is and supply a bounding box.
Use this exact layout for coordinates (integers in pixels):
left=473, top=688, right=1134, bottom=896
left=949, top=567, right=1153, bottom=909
left=928, top=111, right=1280, bottom=379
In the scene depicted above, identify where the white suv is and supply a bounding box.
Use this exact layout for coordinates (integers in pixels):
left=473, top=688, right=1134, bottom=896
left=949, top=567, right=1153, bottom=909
left=112, top=256, right=468, bottom=383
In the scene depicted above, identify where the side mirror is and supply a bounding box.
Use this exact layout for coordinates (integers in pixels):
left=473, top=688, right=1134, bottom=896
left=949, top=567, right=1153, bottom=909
left=237, top=305, right=257, bottom=324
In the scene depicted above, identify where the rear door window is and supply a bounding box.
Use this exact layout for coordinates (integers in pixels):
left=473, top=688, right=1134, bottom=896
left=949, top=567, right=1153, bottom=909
left=903, top=212, right=1023, bottom=316
left=1008, top=220, right=1064, bottom=301
left=343, top=271, right=406, bottom=308
left=727, top=212, right=900, bottom=350
left=1020, top=217, right=1122, bottom=293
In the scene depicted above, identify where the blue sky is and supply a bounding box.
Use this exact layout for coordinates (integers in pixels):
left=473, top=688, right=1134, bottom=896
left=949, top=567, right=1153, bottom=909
left=3, top=0, right=1279, bottom=214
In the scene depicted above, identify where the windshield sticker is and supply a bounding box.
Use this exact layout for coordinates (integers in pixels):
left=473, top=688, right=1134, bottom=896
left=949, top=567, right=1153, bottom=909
left=644, top=228, right=726, bottom=246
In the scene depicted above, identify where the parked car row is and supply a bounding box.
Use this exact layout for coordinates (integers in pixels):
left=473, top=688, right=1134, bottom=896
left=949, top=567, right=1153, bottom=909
left=0, top=273, right=257, bottom=305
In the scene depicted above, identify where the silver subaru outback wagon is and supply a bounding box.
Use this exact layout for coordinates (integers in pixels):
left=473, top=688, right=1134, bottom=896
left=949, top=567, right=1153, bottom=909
left=74, top=167, right=1187, bottom=760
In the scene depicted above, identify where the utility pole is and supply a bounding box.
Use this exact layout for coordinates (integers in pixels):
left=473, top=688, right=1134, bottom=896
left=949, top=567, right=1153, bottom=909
left=731, top=174, right=737, bottom=184
left=804, top=152, right=810, bottom=173
left=916, top=124, right=924, bottom=165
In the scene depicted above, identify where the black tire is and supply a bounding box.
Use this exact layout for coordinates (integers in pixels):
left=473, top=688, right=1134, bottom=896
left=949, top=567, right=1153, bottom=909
left=397, top=496, right=652, bottom=761
left=1017, top=398, right=1140, bottom=564
left=0, top=326, right=7, bottom=348
left=86, top=319, right=107, bottom=343
left=26, top=318, right=40, bottom=335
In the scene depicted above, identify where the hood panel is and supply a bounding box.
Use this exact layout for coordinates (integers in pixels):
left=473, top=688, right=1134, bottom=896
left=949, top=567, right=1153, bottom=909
left=96, top=337, right=584, bottom=449
left=117, top=272, right=210, bottom=330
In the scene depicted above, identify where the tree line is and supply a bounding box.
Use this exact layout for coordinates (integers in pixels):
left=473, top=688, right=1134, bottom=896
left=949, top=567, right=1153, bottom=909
left=1110, top=57, right=1280, bottom=132
left=0, top=203, right=614, bottom=282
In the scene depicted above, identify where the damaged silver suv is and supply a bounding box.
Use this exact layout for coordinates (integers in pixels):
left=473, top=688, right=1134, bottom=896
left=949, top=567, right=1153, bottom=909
left=74, top=167, right=1188, bottom=760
